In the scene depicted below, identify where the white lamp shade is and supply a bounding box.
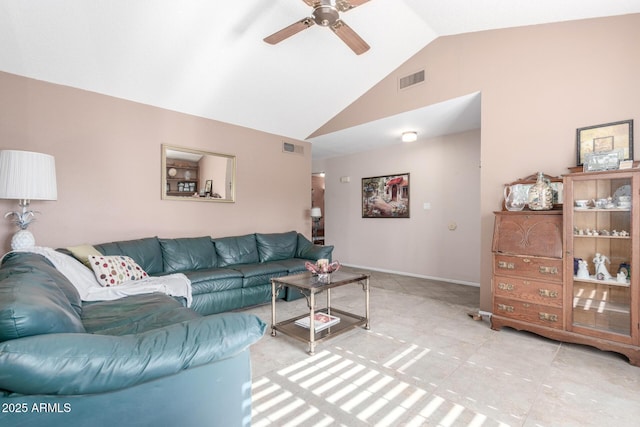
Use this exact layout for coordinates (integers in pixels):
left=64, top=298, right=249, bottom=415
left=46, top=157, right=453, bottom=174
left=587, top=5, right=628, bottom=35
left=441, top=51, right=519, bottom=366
left=310, top=207, right=322, bottom=218
left=0, top=150, right=57, bottom=200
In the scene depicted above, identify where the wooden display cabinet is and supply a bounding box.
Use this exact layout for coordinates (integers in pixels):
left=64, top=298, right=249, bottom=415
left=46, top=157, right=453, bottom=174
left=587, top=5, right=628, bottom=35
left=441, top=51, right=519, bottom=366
left=491, top=169, right=640, bottom=366
left=563, top=169, right=640, bottom=364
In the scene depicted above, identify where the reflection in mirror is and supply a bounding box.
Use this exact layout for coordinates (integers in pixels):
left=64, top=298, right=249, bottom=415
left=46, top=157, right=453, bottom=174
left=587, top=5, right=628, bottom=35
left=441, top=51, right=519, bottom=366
left=161, top=144, right=236, bottom=202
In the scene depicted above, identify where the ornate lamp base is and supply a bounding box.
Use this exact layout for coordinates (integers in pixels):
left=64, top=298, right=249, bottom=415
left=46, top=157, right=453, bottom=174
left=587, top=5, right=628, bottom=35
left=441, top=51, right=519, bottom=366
left=11, top=229, right=35, bottom=251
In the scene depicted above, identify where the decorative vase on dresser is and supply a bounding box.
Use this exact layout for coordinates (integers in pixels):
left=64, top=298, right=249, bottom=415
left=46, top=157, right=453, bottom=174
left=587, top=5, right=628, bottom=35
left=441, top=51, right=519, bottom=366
left=491, top=169, right=640, bottom=366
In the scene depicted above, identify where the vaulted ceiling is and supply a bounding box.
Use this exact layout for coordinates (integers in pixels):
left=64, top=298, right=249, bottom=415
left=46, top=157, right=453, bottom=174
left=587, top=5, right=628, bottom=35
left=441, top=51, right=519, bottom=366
left=2, top=1, right=639, bottom=159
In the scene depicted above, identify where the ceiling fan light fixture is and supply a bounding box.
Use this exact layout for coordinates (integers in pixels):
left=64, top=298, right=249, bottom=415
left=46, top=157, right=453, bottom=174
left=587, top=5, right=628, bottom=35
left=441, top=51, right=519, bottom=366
left=402, top=131, right=418, bottom=142
left=313, top=5, right=339, bottom=27
left=264, top=0, right=371, bottom=55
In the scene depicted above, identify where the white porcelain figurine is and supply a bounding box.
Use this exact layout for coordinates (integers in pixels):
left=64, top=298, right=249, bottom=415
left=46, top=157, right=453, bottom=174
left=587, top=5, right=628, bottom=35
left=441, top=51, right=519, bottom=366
left=617, top=271, right=628, bottom=284
left=576, top=259, right=590, bottom=279
left=593, top=253, right=612, bottom=280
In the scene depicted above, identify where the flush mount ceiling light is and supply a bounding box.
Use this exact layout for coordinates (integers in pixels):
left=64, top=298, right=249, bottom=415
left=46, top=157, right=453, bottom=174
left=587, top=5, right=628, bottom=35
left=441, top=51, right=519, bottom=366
left=401, top=131, right=418, bottom=142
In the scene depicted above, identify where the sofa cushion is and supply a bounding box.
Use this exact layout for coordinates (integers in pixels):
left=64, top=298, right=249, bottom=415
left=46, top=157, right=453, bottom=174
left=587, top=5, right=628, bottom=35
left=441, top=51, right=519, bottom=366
left=231, top=263, right=289, bottom=288
left=94, top=237, right=164, bottom=275
left=213, top=234, right=259, bottom=267
left=0, top=313, right=266, bottom=395
left=88, top=255, right=149, bottom=287
left=183, top=268, right=243, bottom=295
left=255, top=231, right=298, bottom=262
left=269, top=258, right=308, bottom=274
left=191, top=290, right=244, bottom=316
left=295, top=233, right=314, bottom=258
left=0, top=253, right=86, bottom=342
left=159, top=237, right=217, bottom=273
left=2, top=253, right=84, bottom=317
left=295, top=233, right=334, bottom=260
left=66, top=244, right=102, bottom=267
left=81, top=293, right=200, bottom=335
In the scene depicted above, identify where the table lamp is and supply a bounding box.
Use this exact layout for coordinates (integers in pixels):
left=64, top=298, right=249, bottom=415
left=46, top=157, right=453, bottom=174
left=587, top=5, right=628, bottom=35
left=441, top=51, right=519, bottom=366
left=0, top=150, right=58, bottom=250
left=310, top=207, right=322, bottom=241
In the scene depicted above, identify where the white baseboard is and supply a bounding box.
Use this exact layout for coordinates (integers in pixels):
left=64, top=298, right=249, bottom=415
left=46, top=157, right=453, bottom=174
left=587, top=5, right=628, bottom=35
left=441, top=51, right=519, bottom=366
left=341, top=263, right=480, bottom=288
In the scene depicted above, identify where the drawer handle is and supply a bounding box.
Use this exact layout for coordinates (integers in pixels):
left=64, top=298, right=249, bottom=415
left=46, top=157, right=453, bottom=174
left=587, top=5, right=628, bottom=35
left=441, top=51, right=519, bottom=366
left=498, top=282, right=514, bottom=291
left=538, top=289, right=559, bottom=298
left=522, top=258, right=531, bottom=263
left=498, top=261, right=515, bottom=270
left=538, top=312, right=558, bottom=323
left=497, top=304, right=514, bottom=313
left=539, top=266, right=559, bottom=275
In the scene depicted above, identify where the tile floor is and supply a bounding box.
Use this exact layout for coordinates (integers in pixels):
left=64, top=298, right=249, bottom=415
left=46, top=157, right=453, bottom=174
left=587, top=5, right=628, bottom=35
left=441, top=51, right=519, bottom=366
left=245, top=267, right=640, bottom=427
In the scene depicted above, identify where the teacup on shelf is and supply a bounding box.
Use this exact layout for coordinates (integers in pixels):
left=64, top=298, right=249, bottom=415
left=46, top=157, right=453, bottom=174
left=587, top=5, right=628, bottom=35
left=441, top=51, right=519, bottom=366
left=594, top=198, right=609, bottom=209
left=617, top=195, right=632, bottom=208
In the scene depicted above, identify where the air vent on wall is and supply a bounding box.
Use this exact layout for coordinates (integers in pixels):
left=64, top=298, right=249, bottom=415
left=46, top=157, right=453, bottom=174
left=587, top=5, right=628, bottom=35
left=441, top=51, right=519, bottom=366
left=282, top=142, right=304, bottom=155
left=398, top=69, right=425, bottom=91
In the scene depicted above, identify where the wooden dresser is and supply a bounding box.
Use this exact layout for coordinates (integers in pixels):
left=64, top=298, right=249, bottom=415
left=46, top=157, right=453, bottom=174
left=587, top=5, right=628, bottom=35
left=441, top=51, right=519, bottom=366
left=491, top=211, right=565, bottom=332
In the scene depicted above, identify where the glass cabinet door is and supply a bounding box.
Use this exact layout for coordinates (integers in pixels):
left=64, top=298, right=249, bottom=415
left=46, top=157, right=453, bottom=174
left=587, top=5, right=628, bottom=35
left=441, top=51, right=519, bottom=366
left=567, top=173, right=634, bottom=338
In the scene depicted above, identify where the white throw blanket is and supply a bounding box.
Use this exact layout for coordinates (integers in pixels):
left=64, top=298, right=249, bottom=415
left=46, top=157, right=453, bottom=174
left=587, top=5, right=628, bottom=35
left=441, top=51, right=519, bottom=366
left=3, top=247, right=192, bottom=307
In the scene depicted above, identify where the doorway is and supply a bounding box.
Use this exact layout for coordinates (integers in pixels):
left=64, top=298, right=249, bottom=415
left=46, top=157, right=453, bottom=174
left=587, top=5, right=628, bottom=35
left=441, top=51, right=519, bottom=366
left=311, top=173, right=325, bottom=244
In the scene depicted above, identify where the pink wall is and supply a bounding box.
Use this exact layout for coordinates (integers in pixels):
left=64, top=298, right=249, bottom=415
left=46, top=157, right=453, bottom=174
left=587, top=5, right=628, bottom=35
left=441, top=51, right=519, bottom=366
left=0, top=72, right=312, bottom=250
left=313, top=14, right=640, bottom=311
left=314, top=130, right=481, bottom=285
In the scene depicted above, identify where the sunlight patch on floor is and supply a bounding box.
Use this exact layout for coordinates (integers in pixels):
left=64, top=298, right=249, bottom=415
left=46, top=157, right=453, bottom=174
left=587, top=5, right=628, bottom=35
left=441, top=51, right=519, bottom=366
left=253, top=341, right=510, bottom=426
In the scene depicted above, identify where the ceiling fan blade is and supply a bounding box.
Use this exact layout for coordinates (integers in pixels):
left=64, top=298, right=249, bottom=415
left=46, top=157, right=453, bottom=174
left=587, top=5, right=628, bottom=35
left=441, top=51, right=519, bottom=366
left=330, top=19, right=370, bottom=55
left=264, top=18, right=315, bottom=45
left=336, top=0, right=371, bottom=13
left=302, top=0, right=321, bottom=7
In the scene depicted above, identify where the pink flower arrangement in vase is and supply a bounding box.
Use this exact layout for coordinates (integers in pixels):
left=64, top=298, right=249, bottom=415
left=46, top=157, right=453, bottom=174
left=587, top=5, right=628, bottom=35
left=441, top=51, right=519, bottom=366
left=305, top=259, right=341, bottom=283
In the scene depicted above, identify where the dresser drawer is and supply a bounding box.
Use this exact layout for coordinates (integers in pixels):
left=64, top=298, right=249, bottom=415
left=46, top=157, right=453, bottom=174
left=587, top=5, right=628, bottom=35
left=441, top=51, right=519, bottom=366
left=493, top=275, right=563, bottom=307
left=494, top=297, right=563, bottom=329
left=494, top=254, right=562, bottom=283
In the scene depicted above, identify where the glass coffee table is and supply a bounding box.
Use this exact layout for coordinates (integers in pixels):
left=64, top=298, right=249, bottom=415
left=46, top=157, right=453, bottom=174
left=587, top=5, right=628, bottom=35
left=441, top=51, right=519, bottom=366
left=271, top=270, right=370, bottom=355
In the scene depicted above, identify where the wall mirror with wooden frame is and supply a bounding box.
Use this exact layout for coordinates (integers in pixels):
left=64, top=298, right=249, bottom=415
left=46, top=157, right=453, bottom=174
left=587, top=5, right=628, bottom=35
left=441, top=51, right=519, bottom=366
left=161, top=144, right=236, bottom=202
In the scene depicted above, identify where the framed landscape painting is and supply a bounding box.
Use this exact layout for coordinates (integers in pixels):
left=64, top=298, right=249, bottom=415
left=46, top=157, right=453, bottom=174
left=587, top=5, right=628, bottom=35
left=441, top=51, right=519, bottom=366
left=362, top=173, right=410, bottom=218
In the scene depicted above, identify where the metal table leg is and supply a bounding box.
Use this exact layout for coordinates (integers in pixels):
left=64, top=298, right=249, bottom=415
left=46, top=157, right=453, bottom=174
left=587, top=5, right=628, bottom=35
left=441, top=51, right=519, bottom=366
left=365, top=276, right=370, bottom=330
left=308, top=290, right=316, bottom=355
left=271, top=279, right=277, bottom=336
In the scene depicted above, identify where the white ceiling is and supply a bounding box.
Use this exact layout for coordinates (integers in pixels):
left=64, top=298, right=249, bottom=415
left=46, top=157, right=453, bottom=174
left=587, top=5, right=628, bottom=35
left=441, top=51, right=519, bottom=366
left=1, top=0, right=639, bottom=159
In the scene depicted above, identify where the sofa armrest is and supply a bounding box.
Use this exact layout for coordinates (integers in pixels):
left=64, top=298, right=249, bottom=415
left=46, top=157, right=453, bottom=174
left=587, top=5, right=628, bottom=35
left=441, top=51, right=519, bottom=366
left=0, top=313, right=265, bottom=395
left=299, top=244, right=334, bottom=262
left=296, top=233, right=334, bottom=261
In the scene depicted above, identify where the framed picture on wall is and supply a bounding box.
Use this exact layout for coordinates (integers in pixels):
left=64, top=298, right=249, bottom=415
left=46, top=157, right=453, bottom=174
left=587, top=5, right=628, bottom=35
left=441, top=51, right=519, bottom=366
left=576, top=119, right=633, bottom=166
left=362, top=173, right=410, bottom=218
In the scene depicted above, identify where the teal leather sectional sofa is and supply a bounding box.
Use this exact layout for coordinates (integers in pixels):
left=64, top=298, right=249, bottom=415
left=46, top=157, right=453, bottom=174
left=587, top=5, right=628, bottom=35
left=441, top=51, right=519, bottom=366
left=0, top=251, right=266, bottom=426
left=0, top=230, right=332, bottom=426
left=92, top=231, right=333, bottom=313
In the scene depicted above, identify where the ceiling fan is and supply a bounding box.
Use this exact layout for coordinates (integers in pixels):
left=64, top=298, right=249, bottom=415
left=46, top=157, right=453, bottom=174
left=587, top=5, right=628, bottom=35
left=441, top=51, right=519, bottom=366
left=264, top=0, right=371, bottom=55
